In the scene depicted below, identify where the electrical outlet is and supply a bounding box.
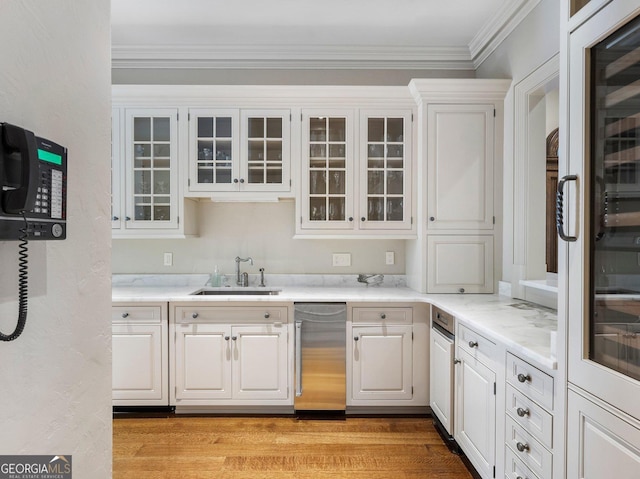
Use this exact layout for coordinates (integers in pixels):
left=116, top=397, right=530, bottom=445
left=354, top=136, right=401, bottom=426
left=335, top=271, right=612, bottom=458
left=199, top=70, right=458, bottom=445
left=385, top=251, right=395, bottom=265
left=163, top=252, right=173, bottom=266
left=332, top=253, right=351, bottom=267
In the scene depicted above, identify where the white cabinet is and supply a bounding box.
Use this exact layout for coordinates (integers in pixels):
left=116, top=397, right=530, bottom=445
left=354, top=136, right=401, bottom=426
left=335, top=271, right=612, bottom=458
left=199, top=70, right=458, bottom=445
left=186, top=108, right=291, bottom=196
left=567, top=388, right=640, bottom=479
left=348, top=306, right=416, bottom=405
left=426, top=104, right=495, bottom=231
left=111, top=106, right=197, bottom=238
left=171, top=305, right=290, bottom=406
left=298, top=108, right=414, bottom=237
left=427, top=235, right=494, bottom=294
left=430, top=327, right=454, bottom=435
left=454, top=324, right=498, bottom=479
left=409, top=79, right=509, bottom=294
left=112, top=304, right=169, bottom=406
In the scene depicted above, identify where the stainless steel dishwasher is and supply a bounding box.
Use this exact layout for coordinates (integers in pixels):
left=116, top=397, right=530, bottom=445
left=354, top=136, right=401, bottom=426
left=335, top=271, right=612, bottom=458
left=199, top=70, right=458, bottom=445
left=294, top=303, right=347, bottom=412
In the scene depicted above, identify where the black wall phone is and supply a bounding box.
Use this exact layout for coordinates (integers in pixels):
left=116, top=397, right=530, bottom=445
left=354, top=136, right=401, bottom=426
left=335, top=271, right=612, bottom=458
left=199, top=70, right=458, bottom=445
left=0, top=122, right=67, bottom=341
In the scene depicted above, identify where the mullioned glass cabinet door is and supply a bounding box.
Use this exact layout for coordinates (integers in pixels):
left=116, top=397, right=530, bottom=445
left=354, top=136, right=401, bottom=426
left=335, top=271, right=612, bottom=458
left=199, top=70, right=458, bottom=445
left=188, top=109, right=240, bottom=192
left=301, top=110, right=355, bottom=230
left=359, top=110, right=413, bottom=231
left=124, top=108, right=179, bottom=230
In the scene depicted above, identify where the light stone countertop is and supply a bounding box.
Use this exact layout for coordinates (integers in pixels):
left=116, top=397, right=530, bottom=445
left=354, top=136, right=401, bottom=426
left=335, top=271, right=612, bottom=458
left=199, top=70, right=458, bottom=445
left=112, top=274, right=558, bottom=371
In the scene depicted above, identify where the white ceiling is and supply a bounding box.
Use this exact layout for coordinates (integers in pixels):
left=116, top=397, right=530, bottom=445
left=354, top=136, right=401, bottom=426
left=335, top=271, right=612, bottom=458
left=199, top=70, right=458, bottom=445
left=111, top=0, right=539, bottom=70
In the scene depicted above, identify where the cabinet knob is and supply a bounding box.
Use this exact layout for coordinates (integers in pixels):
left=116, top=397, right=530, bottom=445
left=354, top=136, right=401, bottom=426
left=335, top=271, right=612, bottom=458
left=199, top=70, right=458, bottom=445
left=516, top=442, right=530, bottom=453
left=125, top=216, right=131, bottom=221
left=458, top=288, right=465, bottom=294
left=429, top=216, right=435, bottom=221
left=192, top=312, right=199, bottom=319
left=468, top=341, right=478, bottom=348
left=112, top=216, right=119, bottom=221
left=517, top=373, right=531, bottom=383
left=239, top=178, right=245, bottom=184
left=224, top=336, right=230, bottom=341
left=121, top=312, right=129, bottom=318
left=380, top=313, right=386, bottom=319
left=361, top=217, right=366, bottom=222
left=516, top=407, right=530, bottom=417
left=264, top=312, right=271, bottom=319
left=453, top=358, right=461, bottom=365
left=233, top=178, right=239, bottom=183
left=232, top=336, right=237, bottom=341
left=348, top=217, right=354, bottom=222
left=354, top=336, right=359, bottom=341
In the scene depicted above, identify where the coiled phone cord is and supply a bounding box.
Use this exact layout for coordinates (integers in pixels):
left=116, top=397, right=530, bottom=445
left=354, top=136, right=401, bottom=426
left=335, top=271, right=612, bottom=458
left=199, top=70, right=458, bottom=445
left=0, top=212, right=29, bottom=341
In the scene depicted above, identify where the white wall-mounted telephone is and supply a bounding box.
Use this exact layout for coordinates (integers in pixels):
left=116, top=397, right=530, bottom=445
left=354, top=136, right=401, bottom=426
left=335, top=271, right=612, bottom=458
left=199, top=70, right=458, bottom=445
left=0, top=122, right=67, bottom=341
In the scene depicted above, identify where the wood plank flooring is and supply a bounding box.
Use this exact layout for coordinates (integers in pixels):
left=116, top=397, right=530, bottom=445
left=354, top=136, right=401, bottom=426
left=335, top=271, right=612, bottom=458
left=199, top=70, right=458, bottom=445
left=113, top=415, right=473, bottom=479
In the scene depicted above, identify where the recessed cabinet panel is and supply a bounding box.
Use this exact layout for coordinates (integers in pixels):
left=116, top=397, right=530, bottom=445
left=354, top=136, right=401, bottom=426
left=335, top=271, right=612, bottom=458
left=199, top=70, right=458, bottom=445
left=427, top=235, right=494, bottom=293
left=427, top=104, right=494, bottom=230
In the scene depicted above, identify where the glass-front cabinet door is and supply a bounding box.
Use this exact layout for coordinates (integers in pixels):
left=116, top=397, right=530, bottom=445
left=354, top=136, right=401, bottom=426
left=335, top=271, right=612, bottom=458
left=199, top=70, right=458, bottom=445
left=359, top=110, right=412, bottom=231
left=566, top=1, right=640, bottom=422
left=188, top=109, right=239, bottom=192
left=300, top=110, right=354, bottom=230
left=124, top=109, right=179, bottom=230
left=240, top=110, right=290, bottom=192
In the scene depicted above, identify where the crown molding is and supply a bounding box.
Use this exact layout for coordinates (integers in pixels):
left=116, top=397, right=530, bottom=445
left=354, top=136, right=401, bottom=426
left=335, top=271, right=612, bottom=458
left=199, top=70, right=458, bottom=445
left=111, top=44, right=475, bottom=70
left=469, top=0, right=542, bottom=69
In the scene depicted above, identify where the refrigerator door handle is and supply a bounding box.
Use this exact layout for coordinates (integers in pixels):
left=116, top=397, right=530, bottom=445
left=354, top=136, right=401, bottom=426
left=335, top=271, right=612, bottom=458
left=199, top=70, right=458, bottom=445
left=295, top=320, right=303, bottom=397
left=556, top=174, right=578, bottom=242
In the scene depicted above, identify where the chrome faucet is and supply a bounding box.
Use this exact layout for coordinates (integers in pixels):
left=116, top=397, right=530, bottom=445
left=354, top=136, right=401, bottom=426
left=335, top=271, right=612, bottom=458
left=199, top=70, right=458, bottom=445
left=235, top=256, right=253, bottom=286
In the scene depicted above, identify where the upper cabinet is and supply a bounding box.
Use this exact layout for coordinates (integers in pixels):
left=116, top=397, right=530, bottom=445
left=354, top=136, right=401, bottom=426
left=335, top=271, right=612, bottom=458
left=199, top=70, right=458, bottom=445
left=111, top=106, right=197, bottom=238
left=187, top=108, right=291, bottom=195
left=297, top=107, right=414, bottom=237
left=426, top=104, right=495, bottom=231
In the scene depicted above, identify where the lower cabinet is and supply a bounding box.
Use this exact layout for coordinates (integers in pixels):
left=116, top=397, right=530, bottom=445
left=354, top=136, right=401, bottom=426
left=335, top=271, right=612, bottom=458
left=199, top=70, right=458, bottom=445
left=112, top=303, right=169, bottom=406
left=455, top=323, right=498, bottom=479
left=171, top=305, right=290, bottom=406
left=430, top=326, right=455, bottom=435
left=347, top=305, right=427, bottom=407
left=567, top=388, right=640, bottom=479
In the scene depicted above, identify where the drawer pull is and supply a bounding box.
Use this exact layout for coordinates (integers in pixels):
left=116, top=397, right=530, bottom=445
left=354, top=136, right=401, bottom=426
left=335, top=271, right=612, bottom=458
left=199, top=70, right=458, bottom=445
left=468, top=341, right=479, bottom=348
left=121, top=312, right=129, bottom=318
left=264, top=312, right=271, bottom=319
left=380, top=313, right=386, bottom=319
left=192, top=312, right=199, bottom=319
left=517, top=373, right=531, bottom=383
left=516, top=407, right=530, bottom=417
left=516, top=442, right=530, bottom=453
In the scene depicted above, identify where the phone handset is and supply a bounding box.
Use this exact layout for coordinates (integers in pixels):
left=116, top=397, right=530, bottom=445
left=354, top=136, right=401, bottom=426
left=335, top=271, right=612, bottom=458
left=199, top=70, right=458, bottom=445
left=1, top=123, right=38, bottom=214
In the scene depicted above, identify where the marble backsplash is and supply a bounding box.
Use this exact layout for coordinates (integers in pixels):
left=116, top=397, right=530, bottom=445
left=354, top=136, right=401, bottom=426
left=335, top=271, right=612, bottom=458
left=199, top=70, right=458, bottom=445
left=112, top=273, right=408, bottom=289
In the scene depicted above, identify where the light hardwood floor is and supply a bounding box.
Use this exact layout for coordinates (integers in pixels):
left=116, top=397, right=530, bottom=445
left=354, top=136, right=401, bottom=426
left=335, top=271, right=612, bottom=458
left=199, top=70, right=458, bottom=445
left=113, top=415, right=473, bottom=479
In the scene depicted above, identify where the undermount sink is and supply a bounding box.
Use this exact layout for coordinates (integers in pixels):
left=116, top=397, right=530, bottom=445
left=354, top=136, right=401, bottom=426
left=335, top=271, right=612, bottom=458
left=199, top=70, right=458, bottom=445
left=190, top=288, right=281, bottom=296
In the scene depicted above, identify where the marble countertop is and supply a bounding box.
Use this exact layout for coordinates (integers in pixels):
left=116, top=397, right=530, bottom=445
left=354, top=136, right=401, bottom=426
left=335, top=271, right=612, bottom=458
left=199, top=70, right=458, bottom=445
left=112, top=274, right=558, bottom=370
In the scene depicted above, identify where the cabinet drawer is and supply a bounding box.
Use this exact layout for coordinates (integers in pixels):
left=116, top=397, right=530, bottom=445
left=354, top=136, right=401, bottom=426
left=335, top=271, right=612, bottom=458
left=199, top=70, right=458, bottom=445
left=506, top=416, right=552, bottom=479
left=457, top=323, right=497, bottom=362
left=506, top=353, right=554, bottom=410
left=175, top=306, right=286, bottom=324
left=506, top=384, right=553, bottom=449
left=112, top=305, right=163, bottom=323
left=352, top=307, right=412, bottom=324
left=505, top=445, right=542, bottom=479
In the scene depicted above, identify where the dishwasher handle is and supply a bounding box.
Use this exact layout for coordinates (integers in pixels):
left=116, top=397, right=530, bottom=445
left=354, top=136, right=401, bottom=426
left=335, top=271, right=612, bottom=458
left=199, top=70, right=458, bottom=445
left=295, top=320, right=302, bottom=397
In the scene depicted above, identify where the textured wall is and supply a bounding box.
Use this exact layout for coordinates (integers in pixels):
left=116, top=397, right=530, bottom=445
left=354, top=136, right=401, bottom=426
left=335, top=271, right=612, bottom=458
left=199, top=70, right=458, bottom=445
left=0, top=1, right=112, bottom=477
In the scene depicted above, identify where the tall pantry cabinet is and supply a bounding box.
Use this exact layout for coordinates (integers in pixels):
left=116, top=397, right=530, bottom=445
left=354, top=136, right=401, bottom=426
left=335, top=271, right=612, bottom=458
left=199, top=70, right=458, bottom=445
left=408, top=80, right=510, bottom=294
left=562, top=0, right=640, bottom=477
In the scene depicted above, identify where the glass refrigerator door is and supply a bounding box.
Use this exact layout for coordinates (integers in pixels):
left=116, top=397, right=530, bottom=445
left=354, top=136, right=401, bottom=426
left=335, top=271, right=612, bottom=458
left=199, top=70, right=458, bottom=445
left=590, top=14, right=640, bottom=381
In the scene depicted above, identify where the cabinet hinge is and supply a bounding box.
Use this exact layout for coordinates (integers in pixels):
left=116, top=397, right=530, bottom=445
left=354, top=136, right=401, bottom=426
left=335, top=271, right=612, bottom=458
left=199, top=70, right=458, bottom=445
left=412, top=332, right=414, bottom=340
left=411, top=216, right=414, bottom=225
left=177, top=215, right=180, bottom=225
left=493, top=216, right=495, bottom=225
left=300, top=216, right=303, bottom=225
left=411, top=113, right=414, bottom=122
left=290, top=179, right=292, bottom=187
left=177, top=113, right=179, bottom=122
left=301, top=113, right=303, bottom=122
left=188, top=112, right=190, bottom=121
left=411, top=386, right=414, bottom=395
left=493, top=466, right=496, bottom=478
left=493, top=109, right=496, bottom=117
left=188, top=178, right=191, bottom=187
left=493, top=382, right=496, bottom=395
